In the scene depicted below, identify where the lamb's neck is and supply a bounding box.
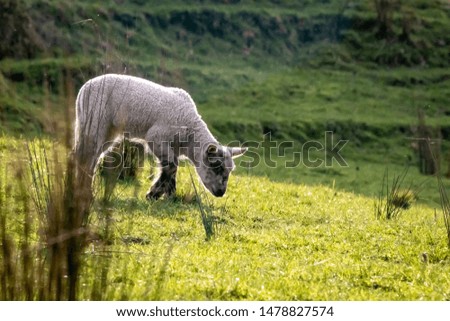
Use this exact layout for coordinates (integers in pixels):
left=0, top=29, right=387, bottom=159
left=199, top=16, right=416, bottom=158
left=186, top=121, right=217, bottom=167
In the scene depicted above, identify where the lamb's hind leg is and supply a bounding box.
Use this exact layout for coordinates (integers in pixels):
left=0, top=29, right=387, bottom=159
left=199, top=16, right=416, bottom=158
left=146, top=160, right=178, bottom=200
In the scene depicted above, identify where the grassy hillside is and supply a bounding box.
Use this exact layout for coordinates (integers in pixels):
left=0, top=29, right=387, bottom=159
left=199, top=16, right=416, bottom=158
left=1, top=0, right=449, bottom=133
left=201, top=65, right=450, bottom=205
left=1, top=138, right=449, bottom=300
left=1, top=0, right=449, bottom=196
left=1, top=0, right=450, bottom=301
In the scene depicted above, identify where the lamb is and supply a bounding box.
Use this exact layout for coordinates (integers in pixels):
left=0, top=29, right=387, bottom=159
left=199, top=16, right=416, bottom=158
left=73, top=74, right=247, bottom=200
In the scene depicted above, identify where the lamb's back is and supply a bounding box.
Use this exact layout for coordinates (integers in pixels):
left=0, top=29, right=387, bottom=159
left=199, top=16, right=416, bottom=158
left=86, top=74, right=196, bottom=117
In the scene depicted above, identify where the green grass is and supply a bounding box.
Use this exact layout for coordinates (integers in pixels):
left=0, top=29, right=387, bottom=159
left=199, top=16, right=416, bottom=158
left=3, top=0, right=449, bottom=134
left=1, top=0, right=450, bottom=301
left=1, top=137, right=450, bottom=300
left=199, top=67, right=450, bottom=130
left=92, top=170, right=449, bottom=300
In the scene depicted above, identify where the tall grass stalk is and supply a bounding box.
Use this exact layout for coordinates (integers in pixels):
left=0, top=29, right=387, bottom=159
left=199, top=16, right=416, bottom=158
left=188, top=168, right=216, bottom=240
left=437, top=176, right=450, bottom=248
left=417, top=136, right=450, bottom=249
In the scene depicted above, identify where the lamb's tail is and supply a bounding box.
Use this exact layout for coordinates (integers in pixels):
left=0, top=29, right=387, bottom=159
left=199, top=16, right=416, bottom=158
left=73, top=85, right=85, bottom=152
left=74, top=79, right=97, bottom=152
left=73, top=80, right=95, bottom=159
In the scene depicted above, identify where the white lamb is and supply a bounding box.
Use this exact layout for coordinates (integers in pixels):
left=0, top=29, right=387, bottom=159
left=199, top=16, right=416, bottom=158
left=73, top=74, right=247, bottom=200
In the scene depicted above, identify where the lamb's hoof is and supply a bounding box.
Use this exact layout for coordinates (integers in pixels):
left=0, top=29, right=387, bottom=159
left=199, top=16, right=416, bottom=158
left=146, top=191, right=161, bottom=201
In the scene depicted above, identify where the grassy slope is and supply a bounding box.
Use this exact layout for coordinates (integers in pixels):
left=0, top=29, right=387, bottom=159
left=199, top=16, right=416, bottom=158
left=94, top=169, right=449, bottom=300
left=2, top=0, right=449, bottom=130
left=1, top=139, right=449, bottom=300
left=1, top=0, right=450, bottom=300
left=200, top=67, right=450, bottom=129
left=200, top=66, right=450, bottom=206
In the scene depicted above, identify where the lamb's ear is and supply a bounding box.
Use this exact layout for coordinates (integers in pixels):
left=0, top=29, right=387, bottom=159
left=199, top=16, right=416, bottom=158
left=207, top=144, right=219, bottom=155
left=229, top=147, right=247, bottom=159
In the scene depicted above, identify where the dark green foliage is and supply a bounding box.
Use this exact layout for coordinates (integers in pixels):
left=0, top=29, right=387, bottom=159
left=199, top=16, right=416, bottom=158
left=345, top=0, right=450, bottom=67
left=0, top=0, right=45, bottom=59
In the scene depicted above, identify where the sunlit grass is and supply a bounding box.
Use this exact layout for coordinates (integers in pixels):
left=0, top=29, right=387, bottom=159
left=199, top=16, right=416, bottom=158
left=2, top=128, right=450, bottom=300
left=79, top=164, right=450, bottom=300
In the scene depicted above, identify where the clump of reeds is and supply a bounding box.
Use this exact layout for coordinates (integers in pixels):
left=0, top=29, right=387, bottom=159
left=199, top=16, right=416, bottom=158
left=0, top=73, right=103, bottom=300
left=375, top=168, right=418, bottom=220
left=0, top=138, right=90, bottom=300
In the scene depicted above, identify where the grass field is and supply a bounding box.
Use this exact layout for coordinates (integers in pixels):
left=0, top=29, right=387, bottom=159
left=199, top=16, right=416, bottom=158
left=90, top=169, right=450, bottom=300
left=1, top=0, right=450, bottom=302
left=2, top=63, right=450, bottom=301
left=1, top=136, right=450, bottom=300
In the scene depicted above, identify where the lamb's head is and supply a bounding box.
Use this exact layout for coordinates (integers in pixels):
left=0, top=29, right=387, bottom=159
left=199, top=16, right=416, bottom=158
left=196, top=143, right=247, bottom=197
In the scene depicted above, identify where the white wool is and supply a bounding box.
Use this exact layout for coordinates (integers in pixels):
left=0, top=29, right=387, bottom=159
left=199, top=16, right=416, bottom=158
left=74, top=74, right=217, bottom=169
left=73, top=74, right=246, bottom=199
left=74, top=74, right=216, bottom=145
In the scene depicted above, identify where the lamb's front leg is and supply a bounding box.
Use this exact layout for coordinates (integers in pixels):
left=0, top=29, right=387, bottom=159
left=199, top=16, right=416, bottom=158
left=146, top=161, right=178, bottom=200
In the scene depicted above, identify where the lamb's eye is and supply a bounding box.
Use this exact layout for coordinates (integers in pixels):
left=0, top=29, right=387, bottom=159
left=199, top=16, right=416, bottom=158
left=210, top=159, right=223, bottom=167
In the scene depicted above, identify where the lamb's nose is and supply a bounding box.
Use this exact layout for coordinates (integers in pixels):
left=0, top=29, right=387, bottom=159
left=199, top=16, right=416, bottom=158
left=214, top=188, right=225, bottom=197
